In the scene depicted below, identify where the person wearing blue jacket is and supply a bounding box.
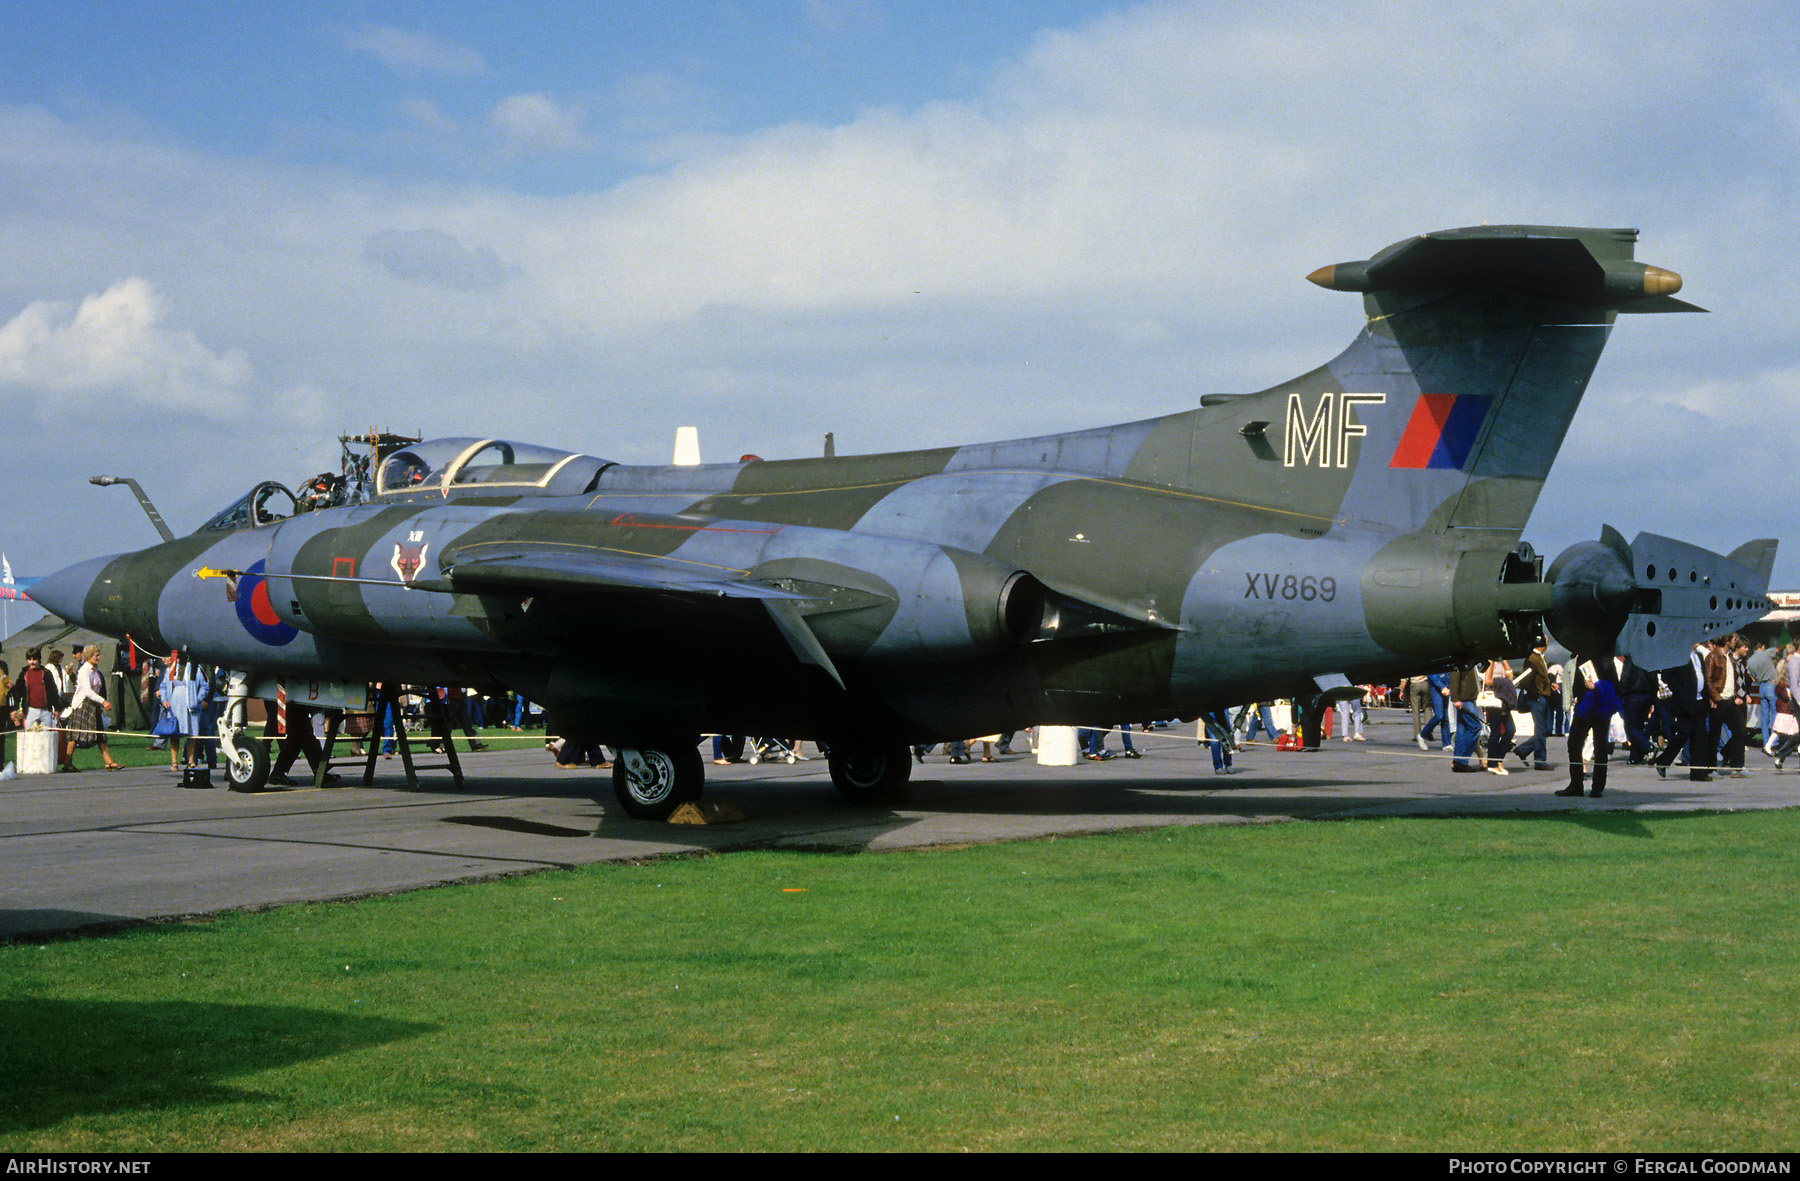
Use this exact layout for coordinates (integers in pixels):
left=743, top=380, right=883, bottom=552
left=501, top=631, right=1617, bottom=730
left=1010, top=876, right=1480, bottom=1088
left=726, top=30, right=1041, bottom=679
left=159, top=652, right=212, bottom=783
left=1557, top=657, right=1621, bottom=799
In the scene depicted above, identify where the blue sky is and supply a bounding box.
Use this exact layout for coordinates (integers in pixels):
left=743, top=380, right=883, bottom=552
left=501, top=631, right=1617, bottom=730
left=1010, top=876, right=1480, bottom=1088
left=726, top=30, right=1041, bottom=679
left=2, top=2, right=1106, bottom=191
left=2, top=0, right=1797, bottom=620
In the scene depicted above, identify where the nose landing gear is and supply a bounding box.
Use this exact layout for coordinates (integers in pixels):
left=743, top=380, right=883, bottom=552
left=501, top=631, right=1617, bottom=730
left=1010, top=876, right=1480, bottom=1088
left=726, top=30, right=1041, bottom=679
left=219, top=670, right=271, bottom=793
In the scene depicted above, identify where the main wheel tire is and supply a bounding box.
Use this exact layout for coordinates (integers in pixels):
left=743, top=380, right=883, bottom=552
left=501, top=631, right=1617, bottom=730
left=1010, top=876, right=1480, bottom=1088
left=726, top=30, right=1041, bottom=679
left=612, top=745, right=703, bottom=821
left=827, top=740, right=912, bottom=803
left=224, top=735, right=271, bottom=793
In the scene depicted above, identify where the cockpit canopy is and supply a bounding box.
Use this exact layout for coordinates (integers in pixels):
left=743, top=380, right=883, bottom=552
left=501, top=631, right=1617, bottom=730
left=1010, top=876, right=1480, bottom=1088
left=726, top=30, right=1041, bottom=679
left=374, top=438, right=611, bottom=498
left=194, top=481, right=298, bottom=534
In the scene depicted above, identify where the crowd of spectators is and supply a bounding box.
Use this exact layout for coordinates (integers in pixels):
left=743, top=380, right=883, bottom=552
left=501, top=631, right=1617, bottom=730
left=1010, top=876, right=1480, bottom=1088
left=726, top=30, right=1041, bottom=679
left=9, top=634, right=1796, bottom=795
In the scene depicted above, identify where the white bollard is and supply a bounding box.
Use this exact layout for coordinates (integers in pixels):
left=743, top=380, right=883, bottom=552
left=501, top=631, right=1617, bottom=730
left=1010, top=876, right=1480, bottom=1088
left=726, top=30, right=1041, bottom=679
left=17, top=729, right=56, bottom=775
left=1037, top=725, right=1079, bottom=766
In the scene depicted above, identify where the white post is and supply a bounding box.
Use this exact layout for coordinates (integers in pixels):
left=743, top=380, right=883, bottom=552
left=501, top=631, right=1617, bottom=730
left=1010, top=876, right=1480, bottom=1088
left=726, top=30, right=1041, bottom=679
left=1036, top=725, right=1079, bottom=766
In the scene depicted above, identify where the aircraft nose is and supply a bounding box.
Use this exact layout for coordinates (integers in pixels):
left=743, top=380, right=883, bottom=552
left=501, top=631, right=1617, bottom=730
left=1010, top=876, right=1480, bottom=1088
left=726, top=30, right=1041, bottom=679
left=26, top=554, right=115, bottom=627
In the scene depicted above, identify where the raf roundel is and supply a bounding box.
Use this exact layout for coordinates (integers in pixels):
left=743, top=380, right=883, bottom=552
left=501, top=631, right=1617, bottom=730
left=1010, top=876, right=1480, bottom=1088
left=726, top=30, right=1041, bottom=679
left=233, top=558, right=298, bottom=646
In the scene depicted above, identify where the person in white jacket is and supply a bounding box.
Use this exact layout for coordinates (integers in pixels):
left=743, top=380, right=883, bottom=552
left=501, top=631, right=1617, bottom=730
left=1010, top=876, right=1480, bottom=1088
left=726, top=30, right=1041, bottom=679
left=67, top=645, right=123, bottom=771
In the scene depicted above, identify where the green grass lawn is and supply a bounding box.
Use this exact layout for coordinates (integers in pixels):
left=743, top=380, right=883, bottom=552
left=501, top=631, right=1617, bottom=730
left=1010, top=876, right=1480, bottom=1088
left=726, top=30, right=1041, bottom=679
left=4, top=811, right=1798, bottom=1151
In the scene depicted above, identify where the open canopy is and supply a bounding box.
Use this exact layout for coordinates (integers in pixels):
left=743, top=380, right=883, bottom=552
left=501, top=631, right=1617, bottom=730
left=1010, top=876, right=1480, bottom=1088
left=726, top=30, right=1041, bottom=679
left=375, top=438, right=610, bottom=497
left=194, top=480, right=298, bottom=534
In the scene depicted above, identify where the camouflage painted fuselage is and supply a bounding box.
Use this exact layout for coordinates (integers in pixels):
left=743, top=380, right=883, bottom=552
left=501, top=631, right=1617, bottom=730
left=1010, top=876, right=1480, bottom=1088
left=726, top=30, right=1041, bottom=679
left=38, top=225, right=1738, bottom=747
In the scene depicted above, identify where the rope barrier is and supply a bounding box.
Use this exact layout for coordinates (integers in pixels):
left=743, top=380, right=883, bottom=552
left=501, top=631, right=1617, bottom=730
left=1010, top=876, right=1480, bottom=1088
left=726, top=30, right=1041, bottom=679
left=5, top=709, right=1764, bottom=769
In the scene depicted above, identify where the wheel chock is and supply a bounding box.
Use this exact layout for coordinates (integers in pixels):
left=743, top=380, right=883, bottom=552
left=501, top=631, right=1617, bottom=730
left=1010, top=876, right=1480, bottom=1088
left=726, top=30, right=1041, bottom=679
left=667, top=799, right=745, bottom=825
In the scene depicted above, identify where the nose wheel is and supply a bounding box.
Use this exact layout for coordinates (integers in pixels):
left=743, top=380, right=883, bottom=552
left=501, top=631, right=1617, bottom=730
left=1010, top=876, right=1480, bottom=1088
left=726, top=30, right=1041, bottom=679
left=221, top=726, right=271, bottom=793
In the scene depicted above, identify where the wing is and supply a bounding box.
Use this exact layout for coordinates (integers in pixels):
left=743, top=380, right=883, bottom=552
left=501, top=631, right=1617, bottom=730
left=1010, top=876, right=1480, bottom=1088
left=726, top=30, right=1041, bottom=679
left=442, top=543, right=810, bottom=601
left=437, top=534, right=1174, bottom=692
left=443, top=540, right=855, bottom=688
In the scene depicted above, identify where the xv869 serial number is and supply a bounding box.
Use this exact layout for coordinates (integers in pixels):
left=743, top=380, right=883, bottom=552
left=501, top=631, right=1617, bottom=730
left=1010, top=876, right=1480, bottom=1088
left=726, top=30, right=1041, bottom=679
left=1244, top=572, right=1338, bottom=602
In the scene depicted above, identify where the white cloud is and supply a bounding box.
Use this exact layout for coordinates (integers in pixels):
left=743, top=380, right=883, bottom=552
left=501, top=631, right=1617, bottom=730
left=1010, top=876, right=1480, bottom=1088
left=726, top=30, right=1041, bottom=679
left=802, top=0, right=886, bottom=36
left=497, top=0, right=1776, bottom=352
left=1665, top=367, right=1800, bottom=426
left=490, top=93, right=590, bottom=154
left=363, top=228, right=518, bottom=290
left=0, top=278, right=251, bottom=416
left=606, top=70, right=720, bottom=144
left=399, top=98, right=457, bottom=133
left=345, top=25, right=488, bottom=77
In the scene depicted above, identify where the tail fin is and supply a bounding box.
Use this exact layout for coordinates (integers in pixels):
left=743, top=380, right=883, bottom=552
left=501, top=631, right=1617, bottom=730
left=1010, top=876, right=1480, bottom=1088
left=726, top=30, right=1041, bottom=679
left=1241, top=225, right=1698, bottom=541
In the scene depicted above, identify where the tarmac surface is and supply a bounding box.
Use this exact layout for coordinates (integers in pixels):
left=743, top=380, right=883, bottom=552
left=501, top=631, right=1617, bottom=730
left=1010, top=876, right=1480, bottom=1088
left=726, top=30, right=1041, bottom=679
left=4, top=710, right=1796, bottom=941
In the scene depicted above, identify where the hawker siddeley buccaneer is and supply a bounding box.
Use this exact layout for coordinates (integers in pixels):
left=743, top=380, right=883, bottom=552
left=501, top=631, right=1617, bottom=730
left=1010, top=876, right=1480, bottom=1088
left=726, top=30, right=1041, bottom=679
left=29, top=225, right=1779, bottom=818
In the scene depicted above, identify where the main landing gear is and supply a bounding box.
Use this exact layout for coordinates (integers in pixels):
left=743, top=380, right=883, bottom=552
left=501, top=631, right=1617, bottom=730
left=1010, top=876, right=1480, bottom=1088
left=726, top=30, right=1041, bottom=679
left=612, top=744, right=703, bottom=821
left=610, top=736, right=914, bottom=820
left=825, top=740, right=913, bottom=803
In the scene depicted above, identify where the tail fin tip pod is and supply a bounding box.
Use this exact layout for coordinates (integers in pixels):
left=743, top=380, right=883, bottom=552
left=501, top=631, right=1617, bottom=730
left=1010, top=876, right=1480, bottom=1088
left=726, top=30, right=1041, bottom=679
left=1306, top=224, right=1705, bottom=314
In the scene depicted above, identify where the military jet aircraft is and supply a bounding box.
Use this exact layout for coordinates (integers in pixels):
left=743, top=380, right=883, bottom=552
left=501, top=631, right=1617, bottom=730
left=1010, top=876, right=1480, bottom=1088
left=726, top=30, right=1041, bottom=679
left=30, top=224, right=1777, bottom=818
